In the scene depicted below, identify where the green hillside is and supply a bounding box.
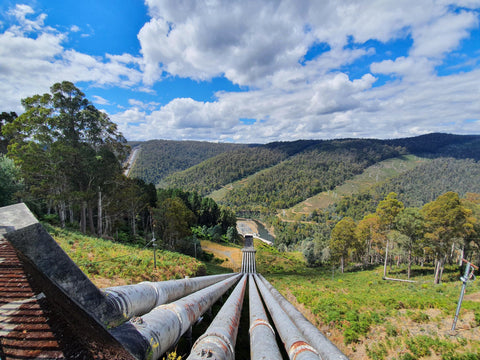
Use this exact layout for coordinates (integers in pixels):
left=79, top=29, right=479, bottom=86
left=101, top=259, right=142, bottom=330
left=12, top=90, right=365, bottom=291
left=128, top=139, right=245, bottom=184
left=50, top=225, right=205, bottom=287
left=283, top=154, right=428, bottom=219
left=130, top=134, right=480, bottom=219
left=220, top=139, right=402, bottom=211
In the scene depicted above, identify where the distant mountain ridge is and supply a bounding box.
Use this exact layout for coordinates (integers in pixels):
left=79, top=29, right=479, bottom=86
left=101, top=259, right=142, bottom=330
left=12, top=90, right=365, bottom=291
left=128, top=133, right=480, bottom=215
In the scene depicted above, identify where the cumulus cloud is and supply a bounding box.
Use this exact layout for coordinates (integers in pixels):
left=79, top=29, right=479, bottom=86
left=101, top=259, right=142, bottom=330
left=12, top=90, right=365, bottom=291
left=2, top=2, right=480, bottom=143
left=113, top=0, right=477, bottom=142
left=0, top=4, right=142, bottom=112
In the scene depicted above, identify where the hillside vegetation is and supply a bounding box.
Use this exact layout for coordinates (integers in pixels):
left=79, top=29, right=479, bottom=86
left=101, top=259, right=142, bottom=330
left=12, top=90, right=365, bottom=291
left=136, top=134, right=480, bottom=218
left=128, top=139, right=245, bottom=184
left=268, top=265, right=480, bottom=360
left=50, top=225, right=205, bottom=287
left=283, top=155, right=428, bottom=219
left=335, top=157, right=480, bottom=220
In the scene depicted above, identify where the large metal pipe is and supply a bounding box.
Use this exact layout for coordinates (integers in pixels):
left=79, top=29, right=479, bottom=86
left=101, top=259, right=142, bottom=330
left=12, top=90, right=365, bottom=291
left=187, top=275, right=247, bottom=360
left=254, top=275, right=320, bottom=360
left=258, top=274, right=349, bottom=360
left=103, top=273, right=235, bottom=321
left=110, top=274, right=241, bottom=360
left=249, top=274, right=282, bottom=360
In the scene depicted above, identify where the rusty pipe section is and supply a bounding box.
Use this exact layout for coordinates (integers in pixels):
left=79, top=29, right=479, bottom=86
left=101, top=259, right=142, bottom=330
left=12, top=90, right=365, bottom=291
left=254, top=274, right=320, bottom=360
left=258, top=275, right=349, bottom=360
left=110, top=273, right=241, bottom=360
left=248, top=274, right=282, bottom=360
left=103, top=273, right=235, bottom=321
left=187, top=274, right=247, bottom=360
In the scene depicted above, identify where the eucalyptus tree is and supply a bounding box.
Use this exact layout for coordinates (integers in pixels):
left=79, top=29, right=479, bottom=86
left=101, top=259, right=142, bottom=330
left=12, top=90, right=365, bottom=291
left=4, top=81, right=127, bottom=232
left=395, top=207, right=425, bottom=279
left=330, top=216, right=358, bottom=273
left=422, top=192, right=473, bottom=284
left=375, top=192, right=404, bottom=277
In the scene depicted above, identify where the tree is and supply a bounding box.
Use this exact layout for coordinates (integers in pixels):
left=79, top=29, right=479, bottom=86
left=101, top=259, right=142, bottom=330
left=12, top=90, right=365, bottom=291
left=152, top=197, right=197, bottom=252
left=376, top=192, right=404, bottom=277
left=330, top=217, right=358, bottom=273
left=395, top=207, right=425, bottom=279
left=3, top=81, right=127, bottom=233
left=461, top=193, right=480, bottom=265
left=0, top=112, right=17, bottom=154
left=356, top=213, right=382, bottom=265
left=0, top=155, right=23, bottom=206
left=422, top=192, right=473, bottom=284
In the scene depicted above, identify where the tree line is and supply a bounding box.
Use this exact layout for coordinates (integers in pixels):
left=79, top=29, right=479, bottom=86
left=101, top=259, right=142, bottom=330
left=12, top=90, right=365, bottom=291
left=0, top=81, right=237, bottom=257
left=323, top=192, right=478, bottom=283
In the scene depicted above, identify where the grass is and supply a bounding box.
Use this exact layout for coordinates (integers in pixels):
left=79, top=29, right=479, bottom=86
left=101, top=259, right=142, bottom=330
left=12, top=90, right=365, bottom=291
left=48, top=225, right=205, bottom=287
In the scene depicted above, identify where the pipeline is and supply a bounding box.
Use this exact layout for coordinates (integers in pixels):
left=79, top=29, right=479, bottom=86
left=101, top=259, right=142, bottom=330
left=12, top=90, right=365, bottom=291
left=248, top=274, right=282, bottom=360
left=258, top=275, right=349, bottom=360
left=103, top=273, right=235, bottom=321
left=241, top=249, right=256, bottom=274
left=187, top=275, right=247, bottom=360
left=110, top=273, right=241, bottom=360
left=254, top=274, right=320, bottom=360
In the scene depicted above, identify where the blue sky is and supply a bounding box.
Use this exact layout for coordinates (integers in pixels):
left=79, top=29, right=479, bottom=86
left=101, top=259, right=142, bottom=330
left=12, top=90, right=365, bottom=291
left=1, top=0, right=479, bottom=143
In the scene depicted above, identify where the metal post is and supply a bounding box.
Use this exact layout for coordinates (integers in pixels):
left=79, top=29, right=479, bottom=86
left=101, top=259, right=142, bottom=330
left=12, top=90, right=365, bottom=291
left=451, top=260, right=477, bottom=331
left=249, top=274, right=282, bottom=360
left=187, top=275, right=247, bottom=360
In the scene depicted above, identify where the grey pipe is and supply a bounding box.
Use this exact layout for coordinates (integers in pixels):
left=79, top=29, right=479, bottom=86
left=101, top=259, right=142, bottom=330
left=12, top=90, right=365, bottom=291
left=258, top=275, right=349, bottom=360
left=254, top=274, right=320, bottom=360
left=249, top=274, right=282, bottom=360
left=187, top=275, right=247, bottom=360
left=103, top=273, right=235, bottom=321
left=110, top=274, right=241, bottom=360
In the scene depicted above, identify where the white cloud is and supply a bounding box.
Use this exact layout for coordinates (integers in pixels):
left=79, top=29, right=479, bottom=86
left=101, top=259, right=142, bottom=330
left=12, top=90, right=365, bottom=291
left=92, top=95, right=110, bottom=105
left=2, top=1, right=480, bottom=143
left=0, top=5, right=143, bottom=112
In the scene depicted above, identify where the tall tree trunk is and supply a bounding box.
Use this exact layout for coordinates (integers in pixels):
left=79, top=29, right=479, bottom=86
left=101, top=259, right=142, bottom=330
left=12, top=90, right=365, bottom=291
left=97, top=191, right=103, bottom=236
left=80, top=201, right=87, bottom=234
left=383, top=238, right=389, bottom=278
left=131, top=210, right=136, bottom=236
left=341, top=256, right=344, bottom=274
left=407, top=249, right=412, bottom=279
left=67, top=203, right=73, bottom=224
left=58, top=201, right=66, bottom=228
left=434, top=256, right=444, bottom=284
left=88, top=206, right=95, bottom=234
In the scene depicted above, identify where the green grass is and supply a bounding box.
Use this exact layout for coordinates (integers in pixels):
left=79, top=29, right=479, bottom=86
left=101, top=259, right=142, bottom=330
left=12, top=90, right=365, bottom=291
left=48, top=225, right=205, bottom=286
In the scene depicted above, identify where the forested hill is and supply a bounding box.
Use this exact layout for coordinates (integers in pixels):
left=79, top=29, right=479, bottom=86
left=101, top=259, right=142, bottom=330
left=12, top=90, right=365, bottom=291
left=130, top=133, right=480, bottom=213
left=127, top=139, right=246, bottom=184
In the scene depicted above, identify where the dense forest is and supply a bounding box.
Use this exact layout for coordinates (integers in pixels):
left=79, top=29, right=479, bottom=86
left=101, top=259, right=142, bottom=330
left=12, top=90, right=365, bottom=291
left=221, top=140, right=403, bottom=211
left=161, top=146, right=288, bottom=195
